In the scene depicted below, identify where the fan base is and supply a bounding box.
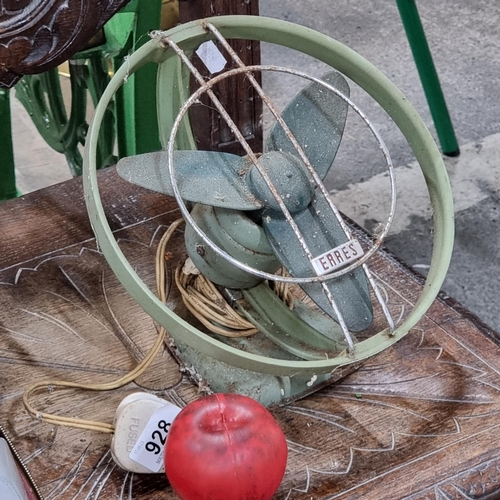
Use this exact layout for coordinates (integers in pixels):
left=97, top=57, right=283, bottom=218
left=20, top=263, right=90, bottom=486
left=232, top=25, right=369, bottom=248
left=171, top=339, right=363, bottom=407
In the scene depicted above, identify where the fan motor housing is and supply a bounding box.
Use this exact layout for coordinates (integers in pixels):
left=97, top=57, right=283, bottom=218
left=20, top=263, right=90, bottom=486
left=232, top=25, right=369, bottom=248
left=185, top=204, right=281, bottom=289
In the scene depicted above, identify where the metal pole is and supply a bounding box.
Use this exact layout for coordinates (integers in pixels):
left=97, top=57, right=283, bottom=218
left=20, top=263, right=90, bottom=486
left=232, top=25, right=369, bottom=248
left=0, top=89, right=17, bottom=200
left=114, top=0, right=163, bottom=157
left=396, top=0, right=460, bottom=156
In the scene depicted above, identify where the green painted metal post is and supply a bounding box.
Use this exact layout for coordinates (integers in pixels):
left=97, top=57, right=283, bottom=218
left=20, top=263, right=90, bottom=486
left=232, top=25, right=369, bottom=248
left=0, top=89, right=17, bottom=200
left=396, top=0, right=460, bottom=156
left=114, top=0, right=162, bottom=158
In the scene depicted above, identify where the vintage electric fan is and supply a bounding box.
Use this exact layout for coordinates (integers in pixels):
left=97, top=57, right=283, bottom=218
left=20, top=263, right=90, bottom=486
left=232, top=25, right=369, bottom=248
left=83, top=16, right=454, bottom=407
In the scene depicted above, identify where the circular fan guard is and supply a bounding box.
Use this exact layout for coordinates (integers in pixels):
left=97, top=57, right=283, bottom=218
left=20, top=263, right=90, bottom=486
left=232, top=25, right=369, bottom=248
left=168, top=65, right=396, bottom=284
left=83, top=16, right=454, bottom=389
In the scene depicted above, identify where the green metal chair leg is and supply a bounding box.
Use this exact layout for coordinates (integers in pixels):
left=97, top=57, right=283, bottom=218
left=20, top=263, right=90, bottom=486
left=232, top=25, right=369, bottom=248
left=14, top=0, right=163, bottom=180
left=396, top=0, right=460, bottom=156
left=15, top=62, right=115, bottom=177
left=0, top=89, right=17, bottom=200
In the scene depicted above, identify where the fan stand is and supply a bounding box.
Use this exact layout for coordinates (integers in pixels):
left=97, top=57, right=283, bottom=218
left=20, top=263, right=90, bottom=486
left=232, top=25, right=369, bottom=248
left=83, top=16, right=454, bottom=406
left=160, top=219, right=364, bottom=404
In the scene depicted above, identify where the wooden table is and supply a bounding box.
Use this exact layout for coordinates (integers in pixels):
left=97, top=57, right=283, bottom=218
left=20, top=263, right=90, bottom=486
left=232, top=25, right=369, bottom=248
left=1, top=168, right=500, bottom=500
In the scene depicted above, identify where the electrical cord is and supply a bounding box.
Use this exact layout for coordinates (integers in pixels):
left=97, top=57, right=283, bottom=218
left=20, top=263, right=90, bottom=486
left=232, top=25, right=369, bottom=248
left=23, top=217, right=293, bottom=432
left=22, top=219, right=184, bottom=433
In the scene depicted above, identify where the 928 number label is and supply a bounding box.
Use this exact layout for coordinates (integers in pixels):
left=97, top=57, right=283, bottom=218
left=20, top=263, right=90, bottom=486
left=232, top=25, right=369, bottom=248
left=129, top=403, right=181, bottom=472
left=145, top=420, right=171, bottom=455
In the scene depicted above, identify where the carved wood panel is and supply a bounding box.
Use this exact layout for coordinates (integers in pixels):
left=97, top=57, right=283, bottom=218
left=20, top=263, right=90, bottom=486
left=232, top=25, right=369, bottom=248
left=0, top=0, right=130, bottom=88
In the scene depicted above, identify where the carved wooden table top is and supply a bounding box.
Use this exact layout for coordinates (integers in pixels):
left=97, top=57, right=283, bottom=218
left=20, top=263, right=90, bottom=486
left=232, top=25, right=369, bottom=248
left=1, top=168, right=500, bottom=499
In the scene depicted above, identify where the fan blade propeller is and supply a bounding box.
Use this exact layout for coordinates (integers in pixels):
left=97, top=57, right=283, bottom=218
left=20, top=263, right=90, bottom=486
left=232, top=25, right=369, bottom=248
left=116, top=150, right=263, bottom=210
left=265, top=71, right=349, bottom=180
left=262, top=193, right=373, bottom=333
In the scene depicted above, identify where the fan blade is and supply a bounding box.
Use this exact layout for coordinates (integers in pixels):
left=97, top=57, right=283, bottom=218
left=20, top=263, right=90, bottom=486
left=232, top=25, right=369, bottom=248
left=266, top=71, right=349, bottom=179
left=116, top=150, right=263, bottom=210
left=263, top=194, right=373, bottom=333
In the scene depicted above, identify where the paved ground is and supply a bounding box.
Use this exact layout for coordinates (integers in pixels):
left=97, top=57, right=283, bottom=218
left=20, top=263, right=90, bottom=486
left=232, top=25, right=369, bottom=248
left=10, top=0, right=500, bottom=330
left=259, top=0, right=500, bottom=331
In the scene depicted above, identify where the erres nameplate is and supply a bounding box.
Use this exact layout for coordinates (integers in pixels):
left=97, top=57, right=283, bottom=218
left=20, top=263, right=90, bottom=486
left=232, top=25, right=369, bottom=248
left=311, top=239, right=364, bottom=276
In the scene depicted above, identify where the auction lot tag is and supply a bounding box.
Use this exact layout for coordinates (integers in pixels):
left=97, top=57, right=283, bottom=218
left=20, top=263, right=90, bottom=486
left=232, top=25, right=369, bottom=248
left=196, top=40, right=227, bottom=74
left=129, top=402, right=181, bottom=472
left=311, top=239, right=364, bottom=276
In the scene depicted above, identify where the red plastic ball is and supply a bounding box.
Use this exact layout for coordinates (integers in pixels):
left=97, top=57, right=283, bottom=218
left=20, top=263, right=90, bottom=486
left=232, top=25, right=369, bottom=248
left=165, top=393, right=288, bottom=500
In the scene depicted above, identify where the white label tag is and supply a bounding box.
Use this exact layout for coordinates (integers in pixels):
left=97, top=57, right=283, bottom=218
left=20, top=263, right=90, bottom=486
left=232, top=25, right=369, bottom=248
left=195, top=40, right=227, bottom=74
left=311, top=239, right=364, bottom=276
left=129, top=402, right=181, bottom=472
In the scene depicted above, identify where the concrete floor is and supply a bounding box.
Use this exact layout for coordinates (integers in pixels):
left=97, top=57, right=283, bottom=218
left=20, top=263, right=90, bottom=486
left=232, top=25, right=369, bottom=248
left=259, top=0, right=500, bottom=331
left=9, top=0, right=500, bottom=330
left=11, top=96, right=72, bottom=194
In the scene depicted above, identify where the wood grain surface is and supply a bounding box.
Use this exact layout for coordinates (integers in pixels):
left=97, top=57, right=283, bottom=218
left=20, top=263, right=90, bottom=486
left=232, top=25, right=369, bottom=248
left=179, top=0, right=263, bottom=156
left=1, top=168, right=500, bottom=499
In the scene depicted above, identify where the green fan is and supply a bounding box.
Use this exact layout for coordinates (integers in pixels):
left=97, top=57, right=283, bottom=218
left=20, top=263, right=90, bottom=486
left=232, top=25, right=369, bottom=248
left=83, top=16, right=454, bottom=406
